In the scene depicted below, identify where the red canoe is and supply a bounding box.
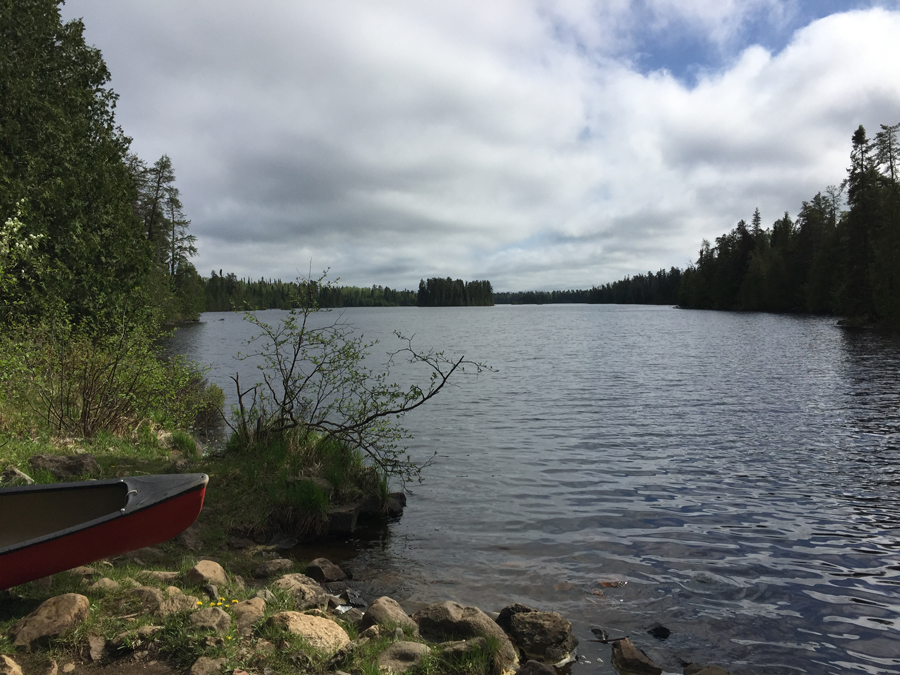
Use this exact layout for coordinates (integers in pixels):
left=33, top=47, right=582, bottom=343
left=0, top=473, right=207, bottom=590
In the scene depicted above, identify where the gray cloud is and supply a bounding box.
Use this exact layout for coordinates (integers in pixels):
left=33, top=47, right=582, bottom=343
left=62, top=1, right=900, bottom=291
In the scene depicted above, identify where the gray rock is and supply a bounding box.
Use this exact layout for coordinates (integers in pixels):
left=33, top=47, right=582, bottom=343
left=90, top=577, right=120, bottom=592
left=189, top=656, right=227, bottom=675
left=176, top=523, right=203, bottom=551
left=87, top=634, right=107, bottom=661
left=27, top=454, right=100, bottom=479
left=255, top=589, right=276, bottom=603
left=360, top=596, right=417, bottom=633
left=326, top=503, right=360, bottom=533
left=377, top=641, right=431, bottom=673
left=253, top=558, right=293, bottom=578
left=267, top=612, right=350, bottom=654
left=341, top=588, right=367, bottom=608
left=496, top=603, right=537, bottom=633
left=440, top=637, right=487, bottom=663
left=0, top=468, right=33, bottom=486
left=305, top=557, right=347, bottom=582
left=414, top=601, right=517, bottom=672
left=0, top=655, right=24, bottom=675
left=611, top=637, right=662, bottom=675
left=12, top=594, right=90, bottom=649
left=190, top=607, right=232, bottom=634
left=184, top=560, right=228, bottom=587
left=141, top=570, right=180, bottom=584
left=508, top=610, right=578, bottom=665
left=271, top=573, right=328, bottom=610
left=336, top=607, right=365, bottom=626
left=232, top=598, right=266, bottom=634
left=130, top=586, right=200, bottom=616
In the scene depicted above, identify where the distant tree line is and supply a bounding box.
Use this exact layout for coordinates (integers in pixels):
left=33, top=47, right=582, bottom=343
left=678, top=122, right=899, bottom=324
left=417, top=278, right=494, bottom=306
left=204, top=273, right=417, bottom=311
left=494, top=122, right=899, bottom=325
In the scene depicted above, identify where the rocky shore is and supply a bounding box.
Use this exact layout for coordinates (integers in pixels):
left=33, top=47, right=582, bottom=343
left=1, top=553, right=735, bottom=675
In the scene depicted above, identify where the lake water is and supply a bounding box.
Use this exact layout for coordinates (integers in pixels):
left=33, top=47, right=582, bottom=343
left=167, top=305, right=900, bottom=674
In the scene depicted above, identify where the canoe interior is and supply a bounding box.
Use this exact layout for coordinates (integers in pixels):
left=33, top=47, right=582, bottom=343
left=0, top=482, right=128, bottom=549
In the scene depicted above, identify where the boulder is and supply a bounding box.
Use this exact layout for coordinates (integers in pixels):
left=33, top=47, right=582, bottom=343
left=0, top=468, right=33, bottom=486
left=414, top=601, right=517, bottom=671
left=508, top=610, right=578, bottom=665
left=267, top=611, right=350, bottom=654
left=27, top=454, right=100, bottom=479
left=90, top=577, right=120, bottom=592
left=190, top=607, right=232, bottom=634
left=12, top=594, right=90, bottom=649
left=440, top=637, right=487, bottom=664
left=185, top=560, right=228, bottom=587
left=142, top=570, right=180, bottom=584
left=305, top=557, right=347, bottom=582
left=271, top=573, right=328, bottom=610
left=0, top=656, right=23, bottom=675
left=253, top=558, right=293, bottom=578
left=130, top=586, right=200, bottom=616
left=359, top=596, right=417, bottom=633
left=189, top=656, right=227, bottom=675
left=231, top=598, right=266, bottom=634
left=611, top=638, right=662, bottom=675
left=377, top=641, right=431, bottom=673
left=496, top=603, right=537, bottom=633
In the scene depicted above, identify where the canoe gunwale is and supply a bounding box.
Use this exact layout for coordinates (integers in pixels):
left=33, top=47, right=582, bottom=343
left=0, top=473, right=208, bottom=557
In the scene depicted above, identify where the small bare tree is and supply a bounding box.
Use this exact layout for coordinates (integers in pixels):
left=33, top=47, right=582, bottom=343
left=227, top=272, right=489, bottom=484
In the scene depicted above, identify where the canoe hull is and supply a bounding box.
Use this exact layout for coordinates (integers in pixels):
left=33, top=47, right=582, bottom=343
left=0, top=473, right=207, bottom=590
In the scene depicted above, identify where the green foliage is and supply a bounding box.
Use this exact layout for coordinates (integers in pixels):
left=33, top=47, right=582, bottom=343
left=227, top=273, right=487, bottom=485
left=0, top=0, right=151, bottom=324
left=2, top=312, right=221, bottom=438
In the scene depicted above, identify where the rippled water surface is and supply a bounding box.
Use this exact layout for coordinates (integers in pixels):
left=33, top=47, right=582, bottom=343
left=168, top=306, right=900, bottom=674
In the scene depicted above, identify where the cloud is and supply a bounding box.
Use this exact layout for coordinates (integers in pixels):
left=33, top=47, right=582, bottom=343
left=62, top=2, right=900, bottom=291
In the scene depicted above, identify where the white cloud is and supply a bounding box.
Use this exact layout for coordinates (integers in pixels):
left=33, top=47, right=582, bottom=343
left=62, top=2, right=900, bottom=290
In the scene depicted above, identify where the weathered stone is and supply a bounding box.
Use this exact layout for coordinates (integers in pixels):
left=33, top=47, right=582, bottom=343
left=684, top=666, right=732, bottom=675
left=190, top=607, right=232, bottom=633
left=385, top=493, right=406, bottom=518
left=111, top=625, right=162, bottom=653
left=142, top=570, right=180, bottom=584
left=41, top=659, right=57, bottom=675
left=61, top=665, right=74, bottom=674
left=414, top=601, right=517, bottom=671
left=27, top=454, right=100, bottom=479
left=360, top=596, right=417, bottom=633
left=189, top=656, right=227, bottom=675
left=253, top=558, right=293, bottom=577
left=611, top=638, right=662, bottom=675
left=177, top=523, right=203, bottom=551
left=515, top=660, right=556, bottom=675
left=496, top=603, right=537, bottom=633
left=326, top=504, right=359, bottom=533
left=0, top=655, right=23, bottom=675
left=267, top=612, right=350, bottom=654
left=509, top=610, right=578, bottom=665
left=232, top=598, right=266, bottom=634
left=87, top=634, right=107, bottom=661
left=305, top=557, right=347, bottom=582
left=358, top=625, right=382, bottom=640
left=255, top=589, right=276, bottom=603
left=185, top=560, right=228, bottom=587
left=440, top=637, right=487, bottom=663
left=271, top=573, right=328, bottom=610
left=338, top=607, right=365, bottom=626
left=90, top=577, right=120, bottom=591
left=0, top=468, right=33, bottom=486
left=131, top=586, right=199, bottom=616
left=341, top=588, right=367, bottom=608
left=377, top=641, right=431, bottom=673
left=12, top=594, right=90, bottom=649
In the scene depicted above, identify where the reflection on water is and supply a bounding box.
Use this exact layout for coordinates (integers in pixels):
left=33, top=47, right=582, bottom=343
left=167, top=307, right=900, bottom=674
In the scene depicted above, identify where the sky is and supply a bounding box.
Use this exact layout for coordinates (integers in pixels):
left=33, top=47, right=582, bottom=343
left=61, top=0, right=900, bottom=292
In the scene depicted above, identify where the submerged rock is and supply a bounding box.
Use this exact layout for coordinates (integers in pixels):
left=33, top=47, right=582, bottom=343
left=611, top=637, right=662, bottom=675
